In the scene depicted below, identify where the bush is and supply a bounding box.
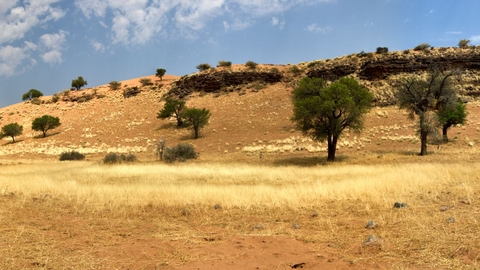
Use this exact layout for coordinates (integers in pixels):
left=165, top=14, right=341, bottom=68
left=123, top=86, right=141, bottom=98
left=289, top=65, right=303, bottom=75
left=217, top=60, right=232, bottom=68
left=30, top=97, right=42, bottom=105
left=356, top=51, right=373, bottom=58
left=163, top=143, right=198, bottom=163
left=414, top=43, right=431, bottom=51
left=139, top=78, right=153, bottom=87
left=51, top=94, right=59, bottom=103
left=59, top=151, right=85, bottom=161
left=458, top=39, right=470, bottom=48
left=109, top=81, right=122, bottom=90
left=376, top=47, right=389, bottom=54
left=196, top=63, right=211, bottom=71
left=245, top=61, right=258, bottom=70
left=103, top=153, right=137, bottom=164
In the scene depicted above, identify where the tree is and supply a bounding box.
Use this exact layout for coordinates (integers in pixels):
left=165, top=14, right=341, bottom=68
left=109, top=81, right=122, bottom=90
left=1, top=123, right=23, bottom=143
left=245, top=61, right=258, bottom=70
left=291, top=77, right=373, bottom=162
left=458, top=39, right=471, bottom=48
left=22, top=89, right=43, bottom=101
left=395, top=67, right=460, bottom=155
left=196, top=63, right=211, bottom=71
left=31, top=115, right=61, bottom=137
left=71, top=76, right=88, bottom=90
left=376, top=47, right=389, bottom=54
left=156, top=68, right=166, bottom=80
left=436, top=101, right=467, bottom=142
left=157, top=97, right=187, bottom=127
left=182, top=108, right=211, bottom=139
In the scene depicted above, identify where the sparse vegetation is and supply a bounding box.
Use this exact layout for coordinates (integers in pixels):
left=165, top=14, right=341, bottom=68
left=196, top=63, right=211, bottom=71
left=108, top=81, right=122, bottom=90
left=163, top=143, right=198, bottom=162
left=31, top=115, right=61, bottom=137
left=414, top=43, right=431, bottom=51
left=30, top=97, right=42, bottom=105
left=458, top=39, right=471, bottom=48
left=51, top=93, right=59, bottom=103
left=155, top=68, right=166, bottom=80
left=157, top=97, right=187, bottom=127
left=59, top=150, right=85, bottom=161
left=217, top=60, right=232, bottom=68
left=71, top=76, right=88, bottom=90
left=376, top=47, right=389, bottom=54
left=182, top=107, right=211, bottom=139
left=22, top=89, right=43, bottom=101
left=103, top=152, right=137, bottom=164
left=289, top=65, right=303, bottom=75
left=139, top=78, right=153, bottom=87
left=1, top=122, right=23, bottom=143
left=123, top=86, right=141, bottom=98
left=245, top=61, right=258, bottom=70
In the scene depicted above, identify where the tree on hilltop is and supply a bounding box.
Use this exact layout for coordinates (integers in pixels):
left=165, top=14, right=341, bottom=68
left=22, top=89, right=43, bottom=101
left=291, top=76, right=373, bottom=162
left=71, top=76, right=88, bottom=90
left=156, top=68, right=166, bottom=80
left=32, top=115, right=61, bottom=138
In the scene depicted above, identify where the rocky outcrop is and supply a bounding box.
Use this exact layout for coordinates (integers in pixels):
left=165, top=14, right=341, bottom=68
left=169, top=70, right=283, bottom=98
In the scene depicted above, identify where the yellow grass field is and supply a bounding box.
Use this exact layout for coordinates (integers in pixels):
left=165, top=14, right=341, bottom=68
left=0, top=160, right=479, bottom=269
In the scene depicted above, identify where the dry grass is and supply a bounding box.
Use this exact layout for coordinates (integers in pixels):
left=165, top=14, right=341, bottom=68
left=0, top=160, right=479, bottom=268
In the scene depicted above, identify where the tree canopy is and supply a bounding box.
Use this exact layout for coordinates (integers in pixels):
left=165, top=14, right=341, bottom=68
left=182, top=108, right=211, bottom=139
left=157, top=97, right=187, bottom=127
left=291, top=76, right=373, bottom=161
left=436, top=101, right=467, bottom=141
left=22, top=89, right=43, bottom=101
left=32, top=115, right=61, bottom=137
left=156, top=68, right=166, bottom=80
left=71, top=76, right=88, bottom=90
left=1, top=122, right=23, bottom=143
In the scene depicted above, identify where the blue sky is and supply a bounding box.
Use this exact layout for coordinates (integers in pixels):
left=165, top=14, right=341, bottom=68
left=0, top=0, right=479, bottom=107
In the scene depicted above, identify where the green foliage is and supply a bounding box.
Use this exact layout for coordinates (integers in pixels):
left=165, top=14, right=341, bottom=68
left=289, top=65, right=303, bottom=76
left=123, top=86, right=141, bottom=98
left=109, top=81, right=122, bottom=90
left=292, top=77, right=373, bottom=161
left=30, top=97, right=42, bottom=105
left=22, top=89, right=43, bottom=101
left=196, top=63, right=211, bottom=71
left=103, top=153, right=137, bottom=164
left=156, top=68, right=166, bottom=80
left=182, top=107, right=211, bottom=139
left=32, top=115, right=61, bottom=137
left=245, top=61, right=258, bottom=70
left=217, top=61, right=232, bottom=68
left=376, top=47, right=389, bottom=54
left=414, top=43, right=431, bottom=51
left=139, top=78, right=153, bottom=87
left=51, top=94, right=59, bottom=103
left=157, top=97, right=187, bottom=127
left=1, top=122, right=23, bottom=143
left=163, top=143, right=198, bottom=163
left=71, top=76, right=88, bottom=90
left=395, top=68, right=460, bottom=155
left=458, top=39, right=471, bottom=48
left=436, top=101, right=468, bottom=141
left=59, top=150, right=85, bottom=161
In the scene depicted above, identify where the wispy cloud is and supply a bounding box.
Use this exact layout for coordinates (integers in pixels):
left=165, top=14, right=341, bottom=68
left=306, top=23, right=332, bottom=34
left=446, top=31, right=462, bottom=35
left=271, top=17, right=285, bottom=30
left=470, top=35, right=480, bottom=45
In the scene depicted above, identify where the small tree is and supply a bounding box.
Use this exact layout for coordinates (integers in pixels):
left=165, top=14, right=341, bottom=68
left=376, top=47, right=389, bottom=54
left=217, top=61, right=232, bottom=68
left=436, top=101, right=467, bottom=142
left=156, top=68, right=166, bottom=80
left=196, top=63, right=211, bottom=71
left=109, top=81, right=122, bottom=90
left=22, top=89, right=43, bottom=101
left=182, top=108, right=211, bottom=139
left=396, top=67, right=460, bottom=155
left=458, top=39, right=471, bottom=48
left=245, top=61, right=258, bottom=70
left=1, top=122, right=23, bottom=143
left=157, top=97, right=187, bottom=127
left=71, top=76, right=88, bottom=90
left=291, top=77, right=373, bottom=161
left=414, top=43, right=431, bottom=51
left=31, top=115, right=61, bottom=137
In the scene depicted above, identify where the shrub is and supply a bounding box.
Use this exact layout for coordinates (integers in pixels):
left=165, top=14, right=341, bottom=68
left=59, top=151, right=85, bottom=161
left=109, top=81, right=122, bottom=90
left=414, top=43, right=431, bottom=51
left=217, top=60, right=232, bottom=68
left=103, top=153, right=137, bottom=164
left=51, top=94, right=59, bottom=103
left=376, top=47, right=389, bottom=54
left=458, top=39, right=470, bottom=48
left=139, top=78, right=153, bottom=87
left=163, top=143, right=198, bottom=163
left=289, top=65, right=303, bottom=75
left=245, top=61, right=258, bottom=70
left=30, top=97, right=42, bottom=105
left=356, top=51, right=373, bottom=58
left=123, top=86, right=141, bottom=98
left=196, top=63, right=211, bottom=71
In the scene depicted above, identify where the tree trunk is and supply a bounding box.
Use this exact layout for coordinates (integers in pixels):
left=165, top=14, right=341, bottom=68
left=327, top=135, right=338, bottom=162
left=11, top=136, right=15, bottom=143
left=194, top=125, right=199, bottom=139
left=420, top=130, right=428, bottom=156
left=176, top=117, right=183, bottom=127
left=442, top=125, right=449, bottom=142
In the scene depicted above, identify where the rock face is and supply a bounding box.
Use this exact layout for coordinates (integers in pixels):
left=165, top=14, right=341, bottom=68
left=169, top=70, right=283, bottom=98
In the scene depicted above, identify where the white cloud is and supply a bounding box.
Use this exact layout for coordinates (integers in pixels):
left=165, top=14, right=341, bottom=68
left=91, top=40, right=106, bottom=53
left=470, top=35, right=480, bottom=45
left=38, top=30, right=68, bottom=65
left=446, top=31, right=462, bottom=35
left=41, top=50, right=62, bottom=65
left=306, top=23, right=332, bottom=34
left=0, top=43, right=37, bottom=76
left=271, top=17, right=285, bottom=30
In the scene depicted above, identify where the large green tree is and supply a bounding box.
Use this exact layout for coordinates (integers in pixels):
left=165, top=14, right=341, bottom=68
left=292, top=76, right=373, bottom=162
left=32, top=115, right=61, bottom=137
left=22, top=89, right=43, bottom=101
left=71, top=76, right=88, bottom=90
left=157, top=97, right=187, bottom=127
left=182, top=108, right=211, bottom=139
left=396, top=68, right=460, bottom=155
left=156, top=68, right=166, bottom=80
left=436, top=101, right=467, bottom=142
left=1, top=123, right=23, bottom=143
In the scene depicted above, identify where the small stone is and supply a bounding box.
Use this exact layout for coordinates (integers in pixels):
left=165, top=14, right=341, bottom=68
left=214, top=204, right=221, bottom=210
left=311, top=211, right=319, bottom=218
left=439, top=206, right=448, bottom=212
left=393, top=202, right=408, bottom=208
left=253, top=224, right=264, bottom=230
left=364, top=235, right=378, bottom=245
left=446, top=217, right=455, bottom=223
left=292, top=223, right=300, bottom=229
left=365, top=220, right=377, bottom=229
